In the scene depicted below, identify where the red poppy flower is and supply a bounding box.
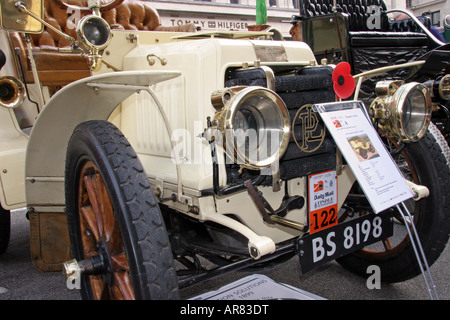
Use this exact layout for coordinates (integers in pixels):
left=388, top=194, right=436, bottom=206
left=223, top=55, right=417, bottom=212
left=332, top=62, right=355, bottom=99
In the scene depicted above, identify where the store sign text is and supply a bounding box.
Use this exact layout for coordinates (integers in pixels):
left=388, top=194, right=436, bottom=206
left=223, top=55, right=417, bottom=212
left=165, top=18, right=249, bottom=30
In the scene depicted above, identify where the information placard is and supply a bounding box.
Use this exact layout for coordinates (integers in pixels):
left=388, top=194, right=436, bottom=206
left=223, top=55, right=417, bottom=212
left=189, top=274, right=325, bottom=300
left=315, top=101, right=413, bottom=213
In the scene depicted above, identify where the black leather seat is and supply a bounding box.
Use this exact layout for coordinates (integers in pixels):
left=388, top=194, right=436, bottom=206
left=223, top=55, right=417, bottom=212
left=299, top=0, right=431, bottom=32
left=296, top=0, right=431, bottom=93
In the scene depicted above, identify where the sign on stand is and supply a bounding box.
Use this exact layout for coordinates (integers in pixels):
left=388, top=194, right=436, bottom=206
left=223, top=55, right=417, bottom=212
left=314, top=101, right=438, bottom=300
left=314, top=101, right=413, bottom=213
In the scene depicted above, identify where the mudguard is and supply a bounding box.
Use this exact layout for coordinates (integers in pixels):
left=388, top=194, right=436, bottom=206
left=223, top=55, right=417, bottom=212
left=25, top=70, right=181, bottom=270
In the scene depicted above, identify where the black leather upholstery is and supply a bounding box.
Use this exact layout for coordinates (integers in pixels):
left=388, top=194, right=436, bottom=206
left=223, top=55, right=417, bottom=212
left=349, top=31, right=428, bottom=47
left=300, top=0, right=388, bottom=31
left=299, top=0, right=430, bottom=33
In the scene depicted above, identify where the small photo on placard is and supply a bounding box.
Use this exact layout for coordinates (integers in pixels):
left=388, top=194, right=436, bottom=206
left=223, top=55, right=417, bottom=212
left=347, top=134, right=380, bottom=162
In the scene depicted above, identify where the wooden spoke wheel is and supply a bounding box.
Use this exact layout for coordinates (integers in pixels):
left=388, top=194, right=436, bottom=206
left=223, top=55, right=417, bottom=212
left=65, top=120, right=179, bottom=299
left=77, top=160, right=133, bottom=299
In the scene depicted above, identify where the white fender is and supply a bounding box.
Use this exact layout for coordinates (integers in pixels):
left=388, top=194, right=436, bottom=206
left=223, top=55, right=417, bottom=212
left=25, top=70, right=181, bottom=210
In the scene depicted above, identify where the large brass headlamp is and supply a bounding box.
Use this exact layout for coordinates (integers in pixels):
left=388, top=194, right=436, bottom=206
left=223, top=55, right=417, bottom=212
left=370, top=81, right=432, bottom=142
left=76, top=15, right=111, bottom=70
left=212, top=86, right=290, bottom=169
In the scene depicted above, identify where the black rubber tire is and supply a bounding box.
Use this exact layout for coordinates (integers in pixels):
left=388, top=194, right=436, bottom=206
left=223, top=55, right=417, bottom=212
left=0, top=206, right=10, bottom=255
left=337, top=130, right=450, bottom=283
left=65, top=120, right=179, bottom=299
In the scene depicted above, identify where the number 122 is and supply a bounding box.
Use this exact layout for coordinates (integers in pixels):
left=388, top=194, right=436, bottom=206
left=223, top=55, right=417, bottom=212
left=310, top=207, right=337, bottom=233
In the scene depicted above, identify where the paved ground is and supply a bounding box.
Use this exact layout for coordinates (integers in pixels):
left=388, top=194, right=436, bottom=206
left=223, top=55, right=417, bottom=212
left=0, top=209, right=448, bottom=300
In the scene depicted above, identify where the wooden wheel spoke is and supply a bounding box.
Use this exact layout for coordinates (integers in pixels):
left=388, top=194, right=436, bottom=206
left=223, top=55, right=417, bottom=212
left=80, top=205, right=100, bottom=241
left=90, top=276, right=108, bottom=300
left=109, top=224, right=123, bottom=254
left=113, top=271, right=135, bottom=300
left=95, top=172, right=115, bottom=243
left=382, top=238, right=393, bottom=251
left=83, top=172, right=115, bottom=242
left=111, top=252, right=129, bottom=272
left=84, top=174, right=104, bottom=238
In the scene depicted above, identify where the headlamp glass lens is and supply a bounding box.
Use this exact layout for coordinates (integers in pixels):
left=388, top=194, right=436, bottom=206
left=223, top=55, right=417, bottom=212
left=233, top=107, right=260, bottom=151
left=223, top=88, right=289, bottom=168
left=232, top=94, right=283, bottom=164
left=83, top=18, right=109, bottom=46
left=402, top=87, right=427, bottom=137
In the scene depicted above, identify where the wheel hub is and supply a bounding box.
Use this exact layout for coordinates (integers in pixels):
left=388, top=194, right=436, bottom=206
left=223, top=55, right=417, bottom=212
left=62, top=239, right=114, bottom=286
left=96, top=239, right=114, bottom=286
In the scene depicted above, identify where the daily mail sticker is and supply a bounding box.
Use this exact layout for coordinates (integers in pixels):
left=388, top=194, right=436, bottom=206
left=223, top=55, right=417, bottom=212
left=308, top=170, right=338, bottom=234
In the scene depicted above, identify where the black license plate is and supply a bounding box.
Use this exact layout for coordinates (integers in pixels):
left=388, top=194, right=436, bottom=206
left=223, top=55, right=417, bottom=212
left=298, top=211, right=393, bottom=274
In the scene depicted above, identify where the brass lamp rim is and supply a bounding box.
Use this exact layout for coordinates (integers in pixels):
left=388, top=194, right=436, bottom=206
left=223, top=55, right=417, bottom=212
left=215, top=86, right=291, bottom=169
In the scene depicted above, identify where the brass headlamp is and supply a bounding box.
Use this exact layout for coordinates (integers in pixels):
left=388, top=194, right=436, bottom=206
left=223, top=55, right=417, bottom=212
left=76, top=15, right=111, bottom=71
left=211, top=86, right=290, bottom=169
left=370, top=81, right=432, bottom=142
left=0, top=76, right=25, bottom=109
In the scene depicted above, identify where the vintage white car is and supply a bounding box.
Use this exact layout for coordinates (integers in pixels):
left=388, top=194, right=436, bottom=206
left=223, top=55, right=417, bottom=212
left=0, top=0, right=448, bottom=300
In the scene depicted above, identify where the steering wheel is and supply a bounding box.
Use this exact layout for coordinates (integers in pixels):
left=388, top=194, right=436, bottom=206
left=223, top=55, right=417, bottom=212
left=55, top=0, right=125, bottom=13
